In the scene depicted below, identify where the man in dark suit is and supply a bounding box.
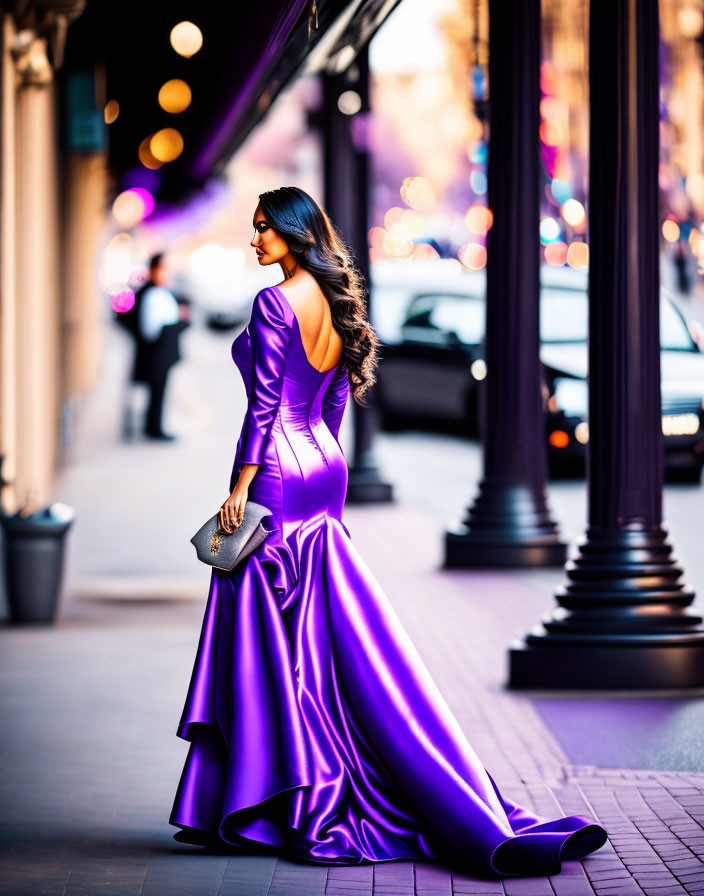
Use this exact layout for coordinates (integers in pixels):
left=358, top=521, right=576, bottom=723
left=131, top=253, right=190, bottom=441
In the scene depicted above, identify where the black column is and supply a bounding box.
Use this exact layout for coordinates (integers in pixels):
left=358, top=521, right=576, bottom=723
left=322, top=46, right=393, bottom=504
left=444, top=0, right=567, bottom=568
left=509, top=0, right=704, bottom=689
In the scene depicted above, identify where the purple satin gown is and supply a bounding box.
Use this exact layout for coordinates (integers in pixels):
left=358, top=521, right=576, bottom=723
left=169, top=285, right=608, bottom=876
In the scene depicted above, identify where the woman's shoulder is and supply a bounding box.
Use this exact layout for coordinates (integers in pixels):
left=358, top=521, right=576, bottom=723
left=250, top=285, right=290, bottom=329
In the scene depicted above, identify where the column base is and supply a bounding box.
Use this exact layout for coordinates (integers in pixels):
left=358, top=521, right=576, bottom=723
left=444, top=525, right=568, bottom=568
left=443, top=480, right=568, bottom=568
left=508, top=631, right=704, bottom=689
left=345, top=466, right=394, bottom=504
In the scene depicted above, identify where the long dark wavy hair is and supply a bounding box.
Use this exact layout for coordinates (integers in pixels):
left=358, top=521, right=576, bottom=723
left=258, top=186, right=379, bottom=405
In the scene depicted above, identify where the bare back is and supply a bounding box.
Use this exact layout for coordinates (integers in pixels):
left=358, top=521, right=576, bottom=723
left=276, top=273, right=343, bottom=373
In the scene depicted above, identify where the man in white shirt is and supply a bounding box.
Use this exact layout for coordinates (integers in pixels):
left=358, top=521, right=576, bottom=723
left=139, top=282, right=180, bottom=342
left=130, top=253, right=190, bottom=440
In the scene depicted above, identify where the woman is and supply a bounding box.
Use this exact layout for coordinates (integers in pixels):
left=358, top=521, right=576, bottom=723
left=169, top=186, right=608, bottom=877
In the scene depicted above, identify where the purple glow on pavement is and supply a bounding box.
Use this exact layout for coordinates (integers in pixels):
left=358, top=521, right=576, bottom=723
left=534, top=697, right=704, bottom=772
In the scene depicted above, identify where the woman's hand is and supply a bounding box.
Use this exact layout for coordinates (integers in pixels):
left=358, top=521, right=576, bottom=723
left=219, top=482, right=249, bottom=534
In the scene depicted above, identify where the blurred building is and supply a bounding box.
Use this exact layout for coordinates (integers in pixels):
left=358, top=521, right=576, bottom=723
left=0, top=1, right=106, bottom=515
left=0, top=0, right=402, bottom=516
left=2, top=0, right=704, bottom=518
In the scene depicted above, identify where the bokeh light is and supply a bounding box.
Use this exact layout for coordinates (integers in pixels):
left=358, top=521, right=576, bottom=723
left=170, top=21, right=203, bottom=58
left=112, top=189, right=149, bottom=229
left=158, top=79, right=192, bottom=114
left=109, top=289, right=135, bottom=314
left=678, top=6, right=704, bottom=38
left=662, top=219, right=681, bottom=242
left=470, top=170, right=487, bottom=194
left=458, top=242, right=487, bottom=270
left=337, top=90, right=362, bottom=115
left=540, top=217, right=561, bottom=243
left=98, top=225, right=146, bottom=305
left=138, top=135, right=163, bottom=170
left=465, top=204, right=493, bottom=235
left=399, top=210, right=426, bottom=237
left=540, top=96, right=563, bottom=120
left=550, top=179, right=572, bottom=204
left=382, top=223, right=414, bottom=259
left=550, top=430, right=570, bottom=448
left=150, top=128, right=184, bottom=162
left=544, top=240, right=568, bottom=265
left=104, top=100, right=119, bottom=124
left=566, top=241, right=589, bottom=268
left=540, top=60, right=557, bottom=95
left=539, top=119, right=566, bottom=146
left=469, top=142, right=488, bottom=165
left=561, top=198, right=586, bottom=227
left=368, top=226, right=387, bottom=249
left=383, top=207, right=405, bottom=228
left=400, top=176, right=436, bottom=212
left=129, top=187, right=155, bottom=220
left=470, top=359, right=486, bottom=380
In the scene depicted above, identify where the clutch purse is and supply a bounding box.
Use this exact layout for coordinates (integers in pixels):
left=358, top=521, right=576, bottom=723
left=190, top=500, right=273, bottom=571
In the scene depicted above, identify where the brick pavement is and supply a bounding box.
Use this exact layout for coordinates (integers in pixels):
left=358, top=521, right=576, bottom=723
left=2, top=320, right=704, bottom=895
left=2, top=499, right=704, bottom=895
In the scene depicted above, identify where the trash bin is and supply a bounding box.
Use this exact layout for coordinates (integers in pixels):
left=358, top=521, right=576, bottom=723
left=1, top=502, right=75, bottom=624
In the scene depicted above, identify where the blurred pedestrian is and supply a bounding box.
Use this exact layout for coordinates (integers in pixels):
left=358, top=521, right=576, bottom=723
left=131, top=253, right=191, bottom=441
left=674, top=241, right=692, bottom=296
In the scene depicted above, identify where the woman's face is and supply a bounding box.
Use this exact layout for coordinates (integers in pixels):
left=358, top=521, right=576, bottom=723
left=251, top=204, right=290, bottom=266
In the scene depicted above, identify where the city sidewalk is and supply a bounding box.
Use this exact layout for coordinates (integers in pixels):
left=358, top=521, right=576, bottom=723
left=1, top=316, right=704, bottom=895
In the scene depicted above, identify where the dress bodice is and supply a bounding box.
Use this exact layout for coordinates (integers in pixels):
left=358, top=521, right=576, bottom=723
left=227, top=286, right=351, bottom=505
left=231, top=285, right=341, bottom=413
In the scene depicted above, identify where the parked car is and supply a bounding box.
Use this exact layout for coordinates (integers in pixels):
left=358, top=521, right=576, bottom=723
left=375, top=271, right=704, bottom=481
left=375, top=290, right=486, bottom=436
left=370, top=258, right=484, bottom=344
left=541, top=286, right=704, bottom=481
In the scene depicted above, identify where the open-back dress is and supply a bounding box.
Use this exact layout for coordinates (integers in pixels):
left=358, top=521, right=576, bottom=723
left=168, top=285, right=608, bottom=877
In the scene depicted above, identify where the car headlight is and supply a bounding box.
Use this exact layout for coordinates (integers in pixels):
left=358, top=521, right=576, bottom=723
left=550, top=378, right=588, bottom=417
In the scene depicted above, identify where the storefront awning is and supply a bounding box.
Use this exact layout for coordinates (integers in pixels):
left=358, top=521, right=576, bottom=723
left=64, top=0, right=401, bottom=203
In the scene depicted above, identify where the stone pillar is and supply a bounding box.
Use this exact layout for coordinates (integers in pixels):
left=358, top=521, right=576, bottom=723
left=322, top=44, right=393, bottom=503
left=509, top=0, right=704, bottom=689
left=0, top=2, right=86, bottom=511
left=444, top=0, right=567, bottom=567
left=13, top=33, right=62, bottom=512
left=1, top=13, right=18, bottom=512
left=62, top=152, right=107, bottom=399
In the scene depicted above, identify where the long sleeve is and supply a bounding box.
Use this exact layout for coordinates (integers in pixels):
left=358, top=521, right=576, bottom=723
left=238, top=288, right=292, bottom=466
left=321, top=363, right=350, bottom=445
